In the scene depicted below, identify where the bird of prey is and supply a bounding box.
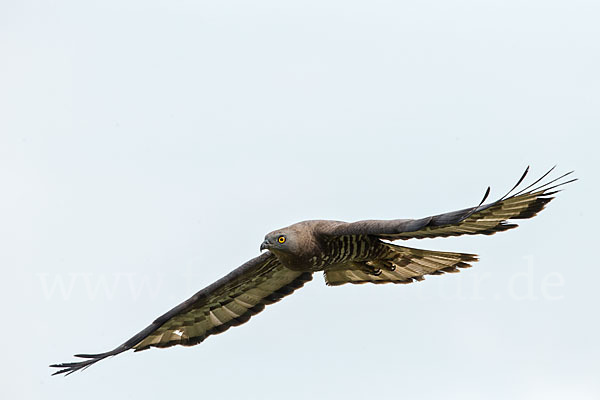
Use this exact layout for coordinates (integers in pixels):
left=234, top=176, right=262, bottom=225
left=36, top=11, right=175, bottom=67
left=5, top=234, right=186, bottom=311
left=51, top=167, right=575, bottom=376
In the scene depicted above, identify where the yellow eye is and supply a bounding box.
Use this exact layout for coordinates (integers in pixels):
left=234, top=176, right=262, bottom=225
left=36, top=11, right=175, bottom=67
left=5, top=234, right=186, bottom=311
left=278, top=236, right=286, bottom=244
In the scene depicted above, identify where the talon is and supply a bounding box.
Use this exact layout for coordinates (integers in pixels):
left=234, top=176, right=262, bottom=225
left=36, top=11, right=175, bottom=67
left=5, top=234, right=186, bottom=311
left=361, top=262, right=383, bottom=276
left=382, top=261, right=396, bottom=271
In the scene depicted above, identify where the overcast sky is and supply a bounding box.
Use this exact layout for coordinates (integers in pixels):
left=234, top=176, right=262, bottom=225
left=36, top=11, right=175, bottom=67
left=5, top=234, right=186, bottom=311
left=1, top=0, right=599, bottom=399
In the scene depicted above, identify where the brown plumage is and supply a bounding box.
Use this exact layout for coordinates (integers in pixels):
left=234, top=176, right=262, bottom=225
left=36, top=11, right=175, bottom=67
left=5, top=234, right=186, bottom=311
left=50, top=167, right=575, bottom=375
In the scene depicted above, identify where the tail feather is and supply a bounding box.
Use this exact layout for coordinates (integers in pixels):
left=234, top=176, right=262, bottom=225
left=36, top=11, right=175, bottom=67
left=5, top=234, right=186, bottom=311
left=324, top=243, right=477, bottom=286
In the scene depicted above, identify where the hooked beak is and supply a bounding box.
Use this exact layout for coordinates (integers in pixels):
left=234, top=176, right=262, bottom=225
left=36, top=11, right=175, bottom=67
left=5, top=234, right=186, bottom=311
left=260, top=240, right=270, bottom=252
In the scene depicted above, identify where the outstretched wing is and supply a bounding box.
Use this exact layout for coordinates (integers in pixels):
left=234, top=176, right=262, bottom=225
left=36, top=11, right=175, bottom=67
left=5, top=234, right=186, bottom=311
left=323, top=167, right=575, bottom=241
left=50, top=252, right=312, bottom=376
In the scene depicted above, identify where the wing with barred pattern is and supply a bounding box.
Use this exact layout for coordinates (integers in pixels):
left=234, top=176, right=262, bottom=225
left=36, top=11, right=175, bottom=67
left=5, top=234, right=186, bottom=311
left=50, top=252, right=312, bottom=376
left=323, top=167, right=575, bottom=241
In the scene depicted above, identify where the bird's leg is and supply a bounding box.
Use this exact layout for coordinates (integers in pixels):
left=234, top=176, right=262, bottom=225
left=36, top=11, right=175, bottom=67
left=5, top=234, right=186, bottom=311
left=362, top=260, right=396, bottom=276
left=381, top=260, right=396, bottom=272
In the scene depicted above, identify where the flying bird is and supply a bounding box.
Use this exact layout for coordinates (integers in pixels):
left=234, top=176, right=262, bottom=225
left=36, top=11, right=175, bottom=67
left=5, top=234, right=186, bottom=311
left=51, top=167, right=575, bottom=376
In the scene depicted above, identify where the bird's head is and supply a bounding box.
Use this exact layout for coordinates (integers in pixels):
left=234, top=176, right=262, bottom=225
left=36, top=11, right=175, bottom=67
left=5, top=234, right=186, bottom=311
left=260, top=229, right=299, bottom=255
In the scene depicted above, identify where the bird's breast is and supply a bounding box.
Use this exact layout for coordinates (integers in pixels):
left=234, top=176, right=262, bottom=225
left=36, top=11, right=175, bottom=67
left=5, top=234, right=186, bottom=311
left=303, top=235, right=386, bottom=271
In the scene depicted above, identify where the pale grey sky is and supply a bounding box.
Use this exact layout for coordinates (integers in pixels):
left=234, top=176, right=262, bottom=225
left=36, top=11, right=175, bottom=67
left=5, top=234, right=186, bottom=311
left=1, top=0, right=599, bottom=399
